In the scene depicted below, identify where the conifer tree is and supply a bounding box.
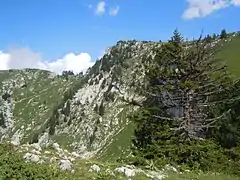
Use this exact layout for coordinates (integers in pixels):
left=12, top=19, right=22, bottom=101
left=220, top=29, right=227, bottom=39
left=213, top=33, right=218, bottom=39
left=169, top=29, right=184, bottom=45
left=205, top=34, right=212, bottom=43
left=131, top=30, right=240, bottom=168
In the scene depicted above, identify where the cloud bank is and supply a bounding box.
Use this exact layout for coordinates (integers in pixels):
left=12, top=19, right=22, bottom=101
left=0, top=48, right=94, bottom=74
left=182, top=0, right=240, bottom=20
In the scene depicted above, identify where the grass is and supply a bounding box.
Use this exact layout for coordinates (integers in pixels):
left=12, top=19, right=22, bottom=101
left=0, top=69, right=82, bottom=143
left=165, top=172, right=240, bottom=180
left=98, top=121, right=135, bottom=162
left=217, top=35, right=240, bottom=78
left=96, top=104, right=137, bottom=162
left=1, top=141, right=239, bottom=180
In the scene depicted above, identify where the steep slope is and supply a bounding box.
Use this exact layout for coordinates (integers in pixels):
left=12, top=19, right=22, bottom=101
left=0, top=69, right=82, bottom=146
left=52, top=40, right=162, bottom=159
left=0, top=40, right=162, bottom=160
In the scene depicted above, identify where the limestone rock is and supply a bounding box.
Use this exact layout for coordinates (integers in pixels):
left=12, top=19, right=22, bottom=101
left=23, top=153, right=40, bottom=163
left=89, top=164, right=101, bottom=173
left=58, top=159, right=72, bottom=171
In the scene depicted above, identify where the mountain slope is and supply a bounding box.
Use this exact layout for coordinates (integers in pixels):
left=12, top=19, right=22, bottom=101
left=51, top=40, right=162, bottom=159
left=0, top=69, right=82, bottom=145
left=217, top=33, right=240, bottom=77
left=0, top=40, right=162, bottom=159
left=0, top=32, right=239, bottom=161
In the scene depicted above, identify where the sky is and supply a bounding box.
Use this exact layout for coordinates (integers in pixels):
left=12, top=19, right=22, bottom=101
left=0, top=0, right=239, bottom=74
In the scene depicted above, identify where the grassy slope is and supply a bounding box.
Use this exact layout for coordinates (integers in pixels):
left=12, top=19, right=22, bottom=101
left=0, top=69, right=81, bottom=143
left=217, top=35, right=240, bottom=78
left=96, top=103, right=136, bottom=162
left=97, top=122, right=135, bottom=162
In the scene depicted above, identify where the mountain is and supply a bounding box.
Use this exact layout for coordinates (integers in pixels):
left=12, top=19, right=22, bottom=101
left=0, top=40, right=163, bottom=159
left=0, top=32, right=240, bottom=179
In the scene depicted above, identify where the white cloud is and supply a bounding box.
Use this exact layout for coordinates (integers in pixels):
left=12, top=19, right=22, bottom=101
left=232, top=0, right=240, bottom=5
left=109, top=6, right=120, bottom=16
left=95, top=1, right=106, bottom=15
left=0, top=48, right=94, bottom=74
left=182, top=0, right=230, bottom=20
left=0, top=51, right=10, bottom=70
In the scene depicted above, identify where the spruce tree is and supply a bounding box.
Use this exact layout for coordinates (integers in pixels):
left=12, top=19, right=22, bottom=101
left=169, top=29, right=184, bottom=45
left=213, top=33, right=218, bottom=39
left=220, top=29, right=227, bottom=39
left=205, top=34, right=212, bottom=43
left=131, top=31, right=240, bottom=169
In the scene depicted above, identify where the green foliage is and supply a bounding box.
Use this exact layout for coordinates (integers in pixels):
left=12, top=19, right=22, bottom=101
left=0, top=143, right=66, bottom=179
left=48, top=107, right=59, bottom=135
left=213, top=33, right=218, bottom=39
left=169, top=28, right=184, bottom=45
left=87, top=60, right=101, bottom=78
left=130, top=30, right=240, bottom=176
left=205, top=34, right=212, bottom=43
left=61, top=70, right=74, bottom=80
left=206, top=80, right=240, bottom=148
left=47, top=78, right=85, bottom=135
left=131, top=108, right=240, bottom=174
left=165, top=171, right=240, bottom=180
left=220, top=29, right=228, bottom=39
left=216, top=35, right=240, bottom=77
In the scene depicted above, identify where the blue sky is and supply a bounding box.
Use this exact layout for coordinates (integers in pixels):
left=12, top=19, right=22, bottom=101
left=0, top=0, right=239, bottom=73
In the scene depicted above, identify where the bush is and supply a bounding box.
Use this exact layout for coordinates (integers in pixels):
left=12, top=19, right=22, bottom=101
left=0, top=143, right=67, bottom=179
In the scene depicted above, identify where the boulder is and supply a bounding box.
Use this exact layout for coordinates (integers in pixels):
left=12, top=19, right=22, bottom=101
left=89, top=164, right=101, bottom=173
left=23, top=153, right=40, bottom=163
left=59, top=159, right=72, bottom=171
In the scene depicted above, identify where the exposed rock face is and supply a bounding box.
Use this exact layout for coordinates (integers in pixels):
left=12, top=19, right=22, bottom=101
left=52, top=40, right=160, bottom=158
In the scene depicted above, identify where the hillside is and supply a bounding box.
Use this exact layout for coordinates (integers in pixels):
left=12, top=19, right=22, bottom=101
left=0, top=31, right=240, bottom=179
left=217, top=34, right=240, bottom=77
